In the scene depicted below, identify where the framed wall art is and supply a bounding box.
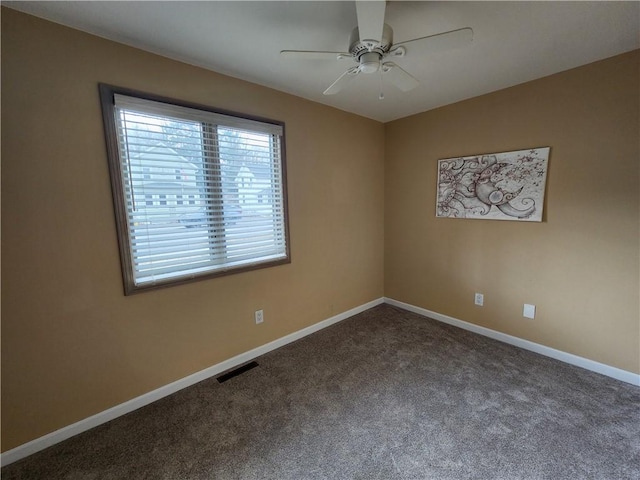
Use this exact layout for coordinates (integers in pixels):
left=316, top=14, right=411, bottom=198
left=436, top=147, right=550, bottom=222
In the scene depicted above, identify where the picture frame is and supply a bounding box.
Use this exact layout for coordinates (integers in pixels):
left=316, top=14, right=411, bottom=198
left=436, top=147, right=550, bottom=222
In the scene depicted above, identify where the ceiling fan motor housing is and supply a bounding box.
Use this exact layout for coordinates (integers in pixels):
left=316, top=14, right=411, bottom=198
left=349, top=23, right=394, bottom=72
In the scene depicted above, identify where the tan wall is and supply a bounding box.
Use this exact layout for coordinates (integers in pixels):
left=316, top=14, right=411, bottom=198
left=385, top=50, right=639, bottom=374
left=1, top=9, right=385, bottom=451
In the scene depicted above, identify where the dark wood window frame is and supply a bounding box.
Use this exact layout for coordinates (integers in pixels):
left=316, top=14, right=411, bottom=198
left=99, top=84, right=291, bottom=295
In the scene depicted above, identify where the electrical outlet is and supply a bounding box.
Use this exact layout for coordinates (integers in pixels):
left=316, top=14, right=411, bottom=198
left=523, top=304, right=536, bottom=319
left=474, top=293, right=484, bottom=306
left=255, top=309, right=264, bottom=324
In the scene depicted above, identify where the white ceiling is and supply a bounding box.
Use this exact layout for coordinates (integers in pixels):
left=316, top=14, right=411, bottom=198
left=5, top=1, right=639, bottom=122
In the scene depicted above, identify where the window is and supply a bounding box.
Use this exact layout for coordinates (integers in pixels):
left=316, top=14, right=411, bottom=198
left=99, top=84, right=290, bottom=294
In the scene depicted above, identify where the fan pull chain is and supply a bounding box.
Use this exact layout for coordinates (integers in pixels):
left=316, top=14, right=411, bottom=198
left=379, top=72, right=384, bottom=100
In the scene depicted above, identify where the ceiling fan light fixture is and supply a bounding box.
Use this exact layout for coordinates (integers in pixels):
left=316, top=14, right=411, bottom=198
left=359, top=51, right=381, bottom=73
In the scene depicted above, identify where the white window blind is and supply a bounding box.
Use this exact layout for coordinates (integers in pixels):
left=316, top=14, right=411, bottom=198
left=101, top=87, right=289, bottom=293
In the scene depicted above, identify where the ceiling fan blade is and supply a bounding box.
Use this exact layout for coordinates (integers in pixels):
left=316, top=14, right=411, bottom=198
left=355, top=0, right=386, bottom=43
left=381, top=62, right=419, bottom=92
left=280, top=50, right=352, bottom=61
left=323, top=66, right=360, bottom=95
left=392, top=27, right=473, bottom=55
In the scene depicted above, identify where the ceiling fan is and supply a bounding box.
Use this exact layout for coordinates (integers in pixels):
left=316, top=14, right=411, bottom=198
left=280, top=1, right=473, bottom=98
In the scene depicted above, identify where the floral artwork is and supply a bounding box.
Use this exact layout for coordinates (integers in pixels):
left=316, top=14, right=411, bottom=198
left=436, top=147, right=550, bottom=221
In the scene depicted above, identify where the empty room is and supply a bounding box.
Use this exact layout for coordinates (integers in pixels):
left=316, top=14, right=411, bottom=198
left=1, top=1, right=639, bottom=478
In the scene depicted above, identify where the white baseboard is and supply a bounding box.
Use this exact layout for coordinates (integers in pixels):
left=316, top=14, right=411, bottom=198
left=0, top=297, right=385, bottom=467
left=4, top=296, right=636, bottom=466
left=384, top=297, right=640, bottom=387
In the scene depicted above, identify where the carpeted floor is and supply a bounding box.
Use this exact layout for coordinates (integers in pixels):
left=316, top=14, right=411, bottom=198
left=3, top=304, right=639, bottom=479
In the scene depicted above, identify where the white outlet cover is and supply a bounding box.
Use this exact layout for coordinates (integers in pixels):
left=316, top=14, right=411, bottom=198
left=475, top=293, right=484, bottom=306
left=523, top=304, right=536, bottom=319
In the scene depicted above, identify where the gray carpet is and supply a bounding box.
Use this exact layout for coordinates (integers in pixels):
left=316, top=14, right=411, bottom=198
left=3, top=304, right=639, bottom=479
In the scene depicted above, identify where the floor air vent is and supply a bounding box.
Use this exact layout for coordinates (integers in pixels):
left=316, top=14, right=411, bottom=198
left=217, top=361, right=259, bottom=383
